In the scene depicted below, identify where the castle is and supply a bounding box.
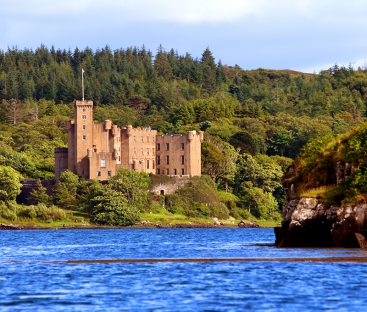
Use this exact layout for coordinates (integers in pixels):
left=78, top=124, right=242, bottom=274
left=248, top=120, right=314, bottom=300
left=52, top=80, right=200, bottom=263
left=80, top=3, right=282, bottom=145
left=55, top=100, right=203, bottom=180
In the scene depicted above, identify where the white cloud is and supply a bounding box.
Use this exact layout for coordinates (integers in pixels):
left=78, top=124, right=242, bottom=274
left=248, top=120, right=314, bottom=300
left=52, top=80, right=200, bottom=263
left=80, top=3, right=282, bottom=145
left=300, top=57, right=367, bottom=74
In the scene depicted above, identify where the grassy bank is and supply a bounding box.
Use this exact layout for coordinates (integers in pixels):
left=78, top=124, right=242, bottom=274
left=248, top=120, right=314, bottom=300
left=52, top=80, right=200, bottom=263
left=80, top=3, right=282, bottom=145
left=0, top=209, right=280, bottom=229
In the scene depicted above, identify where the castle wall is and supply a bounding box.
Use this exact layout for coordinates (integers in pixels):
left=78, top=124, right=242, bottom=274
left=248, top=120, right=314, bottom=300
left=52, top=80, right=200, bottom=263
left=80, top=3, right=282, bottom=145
left=66, top=121, right=76, bottom=173
left=54, top=147, right=68, bottom=180
left=156, top=131, right=203, bottom=177
left=120, top=125, right=157, bottom=174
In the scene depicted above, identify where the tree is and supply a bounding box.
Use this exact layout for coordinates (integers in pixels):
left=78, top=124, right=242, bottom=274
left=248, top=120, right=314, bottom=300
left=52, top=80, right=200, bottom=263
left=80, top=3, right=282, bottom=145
left=53, top=170, right=79, bottom=210
left=202, top=138, right=239, bottom=190
left=109, top=168, right=149, bottom=210
left=29, top=180, right=51, bottom=205
left=90, top=186, right=140, bottom=226
left=201, top=48, right=217, bottom=93
left=0, top=166, right=22, bottom=203
left=243, top=186, right=280, bottom=220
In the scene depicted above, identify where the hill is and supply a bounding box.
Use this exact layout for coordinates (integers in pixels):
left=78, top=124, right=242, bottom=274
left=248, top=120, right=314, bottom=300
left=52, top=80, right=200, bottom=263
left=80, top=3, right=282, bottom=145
left=1, top=45, right=367, bottom=226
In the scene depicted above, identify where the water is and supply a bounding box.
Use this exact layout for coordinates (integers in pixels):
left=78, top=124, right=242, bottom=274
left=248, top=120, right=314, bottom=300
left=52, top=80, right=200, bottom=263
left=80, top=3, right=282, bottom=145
left=1, top=228, right=367, bottom=311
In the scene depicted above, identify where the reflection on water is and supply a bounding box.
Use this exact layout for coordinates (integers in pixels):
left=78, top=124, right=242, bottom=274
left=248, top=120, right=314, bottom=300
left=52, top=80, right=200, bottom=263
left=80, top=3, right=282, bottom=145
left=1, top=228, right=367, bottom=311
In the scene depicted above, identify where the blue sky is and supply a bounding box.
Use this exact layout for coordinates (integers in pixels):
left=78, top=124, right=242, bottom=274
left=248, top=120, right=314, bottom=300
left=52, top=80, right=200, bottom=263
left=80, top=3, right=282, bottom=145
left=1, top=0, right=367, bottom=72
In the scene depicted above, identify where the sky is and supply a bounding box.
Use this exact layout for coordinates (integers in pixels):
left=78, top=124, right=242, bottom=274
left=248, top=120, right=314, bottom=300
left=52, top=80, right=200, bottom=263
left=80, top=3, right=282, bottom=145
left=1, top=0, right=367, bottom=73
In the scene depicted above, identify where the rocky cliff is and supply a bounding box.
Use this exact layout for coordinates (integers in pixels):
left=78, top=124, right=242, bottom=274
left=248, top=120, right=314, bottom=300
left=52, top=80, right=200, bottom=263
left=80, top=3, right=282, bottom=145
left=276, top=123, right=367, bottom=247
left=275, top=198, right=367, bottom=247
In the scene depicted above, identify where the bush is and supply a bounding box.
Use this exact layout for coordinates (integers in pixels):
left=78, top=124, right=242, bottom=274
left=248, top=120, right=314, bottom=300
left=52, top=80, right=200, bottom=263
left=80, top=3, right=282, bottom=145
left=165, top=176, right=230, bottom=219
left=16, top=204, right=66, bottom=221
left=90, top=187, right=140, bottom=226
left=0, top=203, right=17, bottom=221
left=17, top=206, right=37, bottom=219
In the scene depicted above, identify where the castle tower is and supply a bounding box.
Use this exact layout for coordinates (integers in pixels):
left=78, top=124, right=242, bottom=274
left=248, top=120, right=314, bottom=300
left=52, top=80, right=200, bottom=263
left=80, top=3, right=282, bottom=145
left=74, top=100, right=94, bottom=178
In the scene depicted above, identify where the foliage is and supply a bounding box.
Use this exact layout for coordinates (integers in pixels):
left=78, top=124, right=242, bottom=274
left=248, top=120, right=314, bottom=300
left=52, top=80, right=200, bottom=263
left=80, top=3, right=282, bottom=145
left=286, top=123, right=367, bottom=206
left=29, top=180, right=51, bottom=205
left=165, top=176, right=229, bottom=219
left=89, top=186, right=140, bottom=226
left=109, top=168, right=149, bottom=210
left=53, top=171, right=80, bottom=209
left=0, top=165, right=22, bottom=203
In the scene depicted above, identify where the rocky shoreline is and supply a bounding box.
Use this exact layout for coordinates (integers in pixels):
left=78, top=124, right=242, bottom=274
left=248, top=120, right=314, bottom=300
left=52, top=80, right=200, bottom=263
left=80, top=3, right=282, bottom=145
left=275, top=198, right=367, bottom=248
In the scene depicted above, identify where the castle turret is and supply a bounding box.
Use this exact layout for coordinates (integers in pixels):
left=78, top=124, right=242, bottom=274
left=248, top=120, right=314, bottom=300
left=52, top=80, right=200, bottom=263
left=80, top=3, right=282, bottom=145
left=74, top=100, right=94, bottom=178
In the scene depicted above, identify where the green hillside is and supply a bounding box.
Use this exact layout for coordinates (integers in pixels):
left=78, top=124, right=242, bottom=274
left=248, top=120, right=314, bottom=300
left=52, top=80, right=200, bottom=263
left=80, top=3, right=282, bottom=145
left=1, top=46, right=367, bottom=225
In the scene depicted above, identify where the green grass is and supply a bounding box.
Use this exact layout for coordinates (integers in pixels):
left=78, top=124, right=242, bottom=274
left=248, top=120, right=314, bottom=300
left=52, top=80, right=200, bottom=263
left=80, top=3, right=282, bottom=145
left=300, top=185, right=336, bottom=199
left=256, top=219, right=281, bottom=228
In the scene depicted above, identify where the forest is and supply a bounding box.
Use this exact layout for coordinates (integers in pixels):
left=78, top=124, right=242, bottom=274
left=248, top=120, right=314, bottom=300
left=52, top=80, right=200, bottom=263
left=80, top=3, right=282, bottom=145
left=1, top=45, right=367, bottom=225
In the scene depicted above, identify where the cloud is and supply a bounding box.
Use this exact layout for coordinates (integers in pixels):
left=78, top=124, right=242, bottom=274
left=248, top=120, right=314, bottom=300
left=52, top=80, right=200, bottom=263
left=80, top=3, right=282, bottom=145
left=1, top=0, right=267, bottom=23
left=1, top=0, right=367, bottom=70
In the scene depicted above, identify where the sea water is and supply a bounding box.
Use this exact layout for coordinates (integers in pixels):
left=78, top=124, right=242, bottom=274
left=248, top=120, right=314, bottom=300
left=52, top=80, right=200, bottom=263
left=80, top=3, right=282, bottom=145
left=1, top=228, right=367, bottom=311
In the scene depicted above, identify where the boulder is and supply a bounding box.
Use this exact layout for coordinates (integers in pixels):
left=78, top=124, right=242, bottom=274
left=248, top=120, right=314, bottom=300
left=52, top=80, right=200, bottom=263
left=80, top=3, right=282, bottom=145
left=276, top=198, right=367, bottom=247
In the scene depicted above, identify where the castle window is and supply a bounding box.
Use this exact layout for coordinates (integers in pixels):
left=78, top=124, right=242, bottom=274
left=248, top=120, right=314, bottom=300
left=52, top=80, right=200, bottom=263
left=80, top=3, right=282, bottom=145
left=101, top=159, right=106, bottom=168
left=162, top=169, right=165, bottom=175
left=152, top=148, right=155, bottom=156
left=82, top=115, right=87, bottom=120
left=108, top=171, right=112, bottom=177
left=181, top=155, right=185, bottom=165
left=181, top=143, right=184, bottom=150
left=147, top=148, right=150, bottom=155
left=97, top=171, right=101, bottom=177
left=157, top=143, right=160, bottom=151
left=166, top=155, right=169, bottom=165
left=166, top=143, right=169, bottom=151
left=174, top=169, right=177, bottom=175
left=141, top=136, right=144, bottom=142
left=147, top=160, right=150, bottom=169
left=181, top=168, right=184, bottom=175
left=82, top=135, right=86, bottom=141
left=166, top=169, right=169, bottom=175
left=82, top=108, right=86, bottom=112
left=152, top=160, right=155, bottom=169
left=157, top=155, right=160, bottom=165
left=157, top=168, right=160, bottom=174
left=82, top=125, right=86, bottom=130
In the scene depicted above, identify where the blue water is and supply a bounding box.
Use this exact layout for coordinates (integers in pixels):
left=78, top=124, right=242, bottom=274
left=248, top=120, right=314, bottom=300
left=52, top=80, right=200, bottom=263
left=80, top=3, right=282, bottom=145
left=1, top=228, right=367, bottom=311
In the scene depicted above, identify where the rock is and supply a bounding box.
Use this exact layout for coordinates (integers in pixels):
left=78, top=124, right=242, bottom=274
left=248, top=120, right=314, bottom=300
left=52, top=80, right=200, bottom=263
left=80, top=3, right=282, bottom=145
left=238, top=220, right=259, bottom=228
left=276, top=198, right=367, bottom=248
left=0, top=224, right=21, bottom=230
left=355, top=233, right=367, bottom=249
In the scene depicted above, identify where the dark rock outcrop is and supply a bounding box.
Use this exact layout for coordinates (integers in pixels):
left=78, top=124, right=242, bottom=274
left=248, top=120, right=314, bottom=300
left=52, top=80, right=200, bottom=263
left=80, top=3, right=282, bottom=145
left=238, top=220, right=259, bottom=228
left=0, top=223, right=22, bottom=230
left=275, top=198, right=367, bottom=247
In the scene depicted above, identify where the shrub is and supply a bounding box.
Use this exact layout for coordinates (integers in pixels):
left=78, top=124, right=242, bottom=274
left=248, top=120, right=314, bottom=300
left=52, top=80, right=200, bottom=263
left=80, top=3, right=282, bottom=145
left=165, top=176, right=230, bottom=219
left=0, top=203, right=17, bottom=221
left=90, top=187, right=140, bottom=226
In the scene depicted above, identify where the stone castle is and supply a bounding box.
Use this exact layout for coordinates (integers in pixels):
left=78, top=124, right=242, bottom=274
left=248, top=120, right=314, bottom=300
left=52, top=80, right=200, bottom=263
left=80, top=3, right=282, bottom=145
left=55, top=100, right=203, bottom=180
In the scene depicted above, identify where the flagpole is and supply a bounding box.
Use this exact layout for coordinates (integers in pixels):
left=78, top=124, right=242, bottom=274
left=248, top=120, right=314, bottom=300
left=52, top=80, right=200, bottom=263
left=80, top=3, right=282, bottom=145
left=82, top=68, right=85, bottom=101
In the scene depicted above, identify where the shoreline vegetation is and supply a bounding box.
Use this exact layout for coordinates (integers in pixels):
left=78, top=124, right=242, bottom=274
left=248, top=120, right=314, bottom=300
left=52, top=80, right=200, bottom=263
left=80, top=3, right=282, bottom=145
left=0, top=214, right=278, bottom=230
